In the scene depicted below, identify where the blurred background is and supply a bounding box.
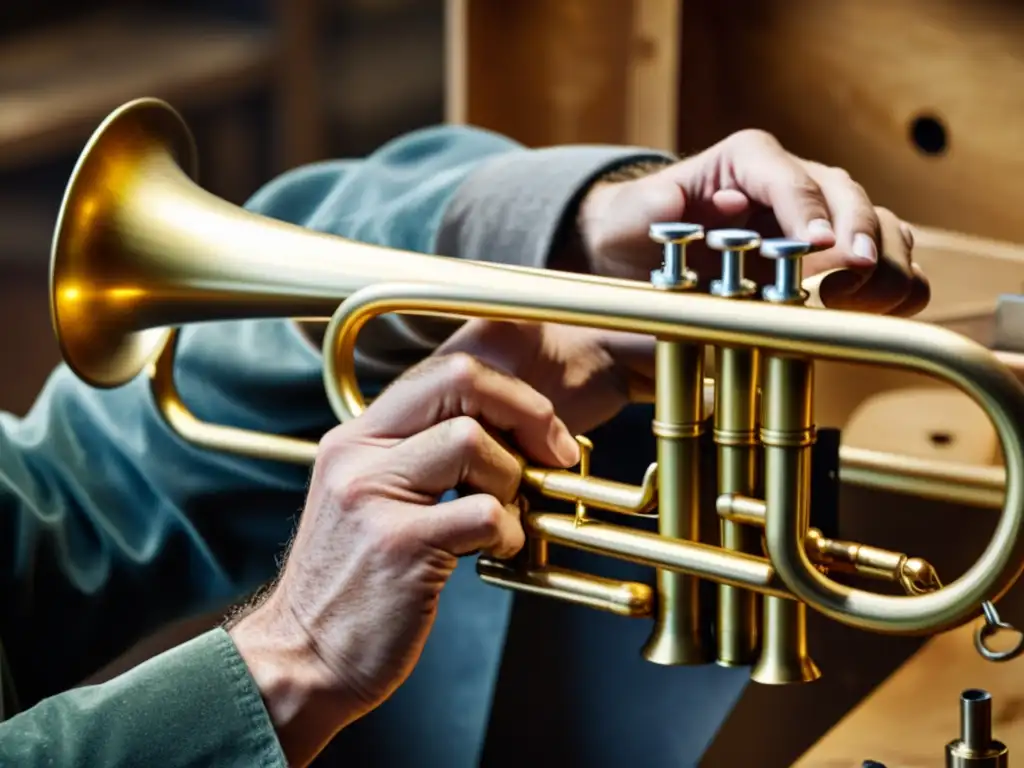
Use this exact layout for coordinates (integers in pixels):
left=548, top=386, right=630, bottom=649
left=0, top=0, right=446, bottom=414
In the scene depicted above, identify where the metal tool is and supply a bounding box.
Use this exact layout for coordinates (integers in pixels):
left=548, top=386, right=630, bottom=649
left=48, top=98, right=1024, bottom=684
left=946, top=689, right=1009, bottom=767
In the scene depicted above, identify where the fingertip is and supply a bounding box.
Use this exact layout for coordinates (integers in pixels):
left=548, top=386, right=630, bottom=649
left=491, top=502, right=527, bottom=560
left=901, top=222, right=916, bottom=250
left=889, top=262, right=930, bottom=317
left=851, top=232, right=879, bottom=264
left=552, top=420, right=581, bottom=467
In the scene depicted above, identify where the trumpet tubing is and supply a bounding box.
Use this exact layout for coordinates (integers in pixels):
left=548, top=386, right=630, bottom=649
left=50, top=98, right=1024, bottom=687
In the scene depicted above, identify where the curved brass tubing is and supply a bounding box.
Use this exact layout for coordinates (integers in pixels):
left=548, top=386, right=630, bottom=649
left=149, top=326, right=1009, bottom=511
left=717, top=494, right=943, bottom=596
left=148, top=328, right=320, bottom=464
left=322, top=281, right=1024, bottom=635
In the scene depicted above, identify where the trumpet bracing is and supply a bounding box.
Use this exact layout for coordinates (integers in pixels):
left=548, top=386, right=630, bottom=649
left=49, top=98, right=1024, bottom=685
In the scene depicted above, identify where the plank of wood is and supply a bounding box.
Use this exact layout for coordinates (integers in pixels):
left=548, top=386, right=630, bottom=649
left=795, top=620, right=1024, bottom=767
left=0, top=11, right=274, bottom=171
left=678, top=0, right=1024, bottom=244
left=443, top=0, right=680, bottom=150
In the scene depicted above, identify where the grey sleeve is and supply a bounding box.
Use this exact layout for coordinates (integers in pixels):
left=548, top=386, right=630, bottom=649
left=435, top=145, right=676, bottom=269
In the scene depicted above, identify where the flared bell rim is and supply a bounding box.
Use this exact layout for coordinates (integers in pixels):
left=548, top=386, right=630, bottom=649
left=49, top=97, right=199, bottom=389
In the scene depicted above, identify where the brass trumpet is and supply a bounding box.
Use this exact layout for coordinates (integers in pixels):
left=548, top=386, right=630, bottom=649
left=50, top=98, right=1024, bottom=685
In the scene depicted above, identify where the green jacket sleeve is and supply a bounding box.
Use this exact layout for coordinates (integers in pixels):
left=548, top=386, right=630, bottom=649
left=0, top=629, right=286, bottom=767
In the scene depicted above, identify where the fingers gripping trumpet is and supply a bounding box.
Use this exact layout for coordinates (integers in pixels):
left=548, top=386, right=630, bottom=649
left=50, top=98, right=1024, bottom=686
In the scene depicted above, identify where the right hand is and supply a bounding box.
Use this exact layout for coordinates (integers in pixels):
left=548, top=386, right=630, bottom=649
left=578, top=130, right=929, bottom=316
left=228, top=352, right=580, bottom=765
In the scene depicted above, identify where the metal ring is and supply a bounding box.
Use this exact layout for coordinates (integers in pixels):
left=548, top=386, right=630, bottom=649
left=974, top=602, right=1024, bottom=662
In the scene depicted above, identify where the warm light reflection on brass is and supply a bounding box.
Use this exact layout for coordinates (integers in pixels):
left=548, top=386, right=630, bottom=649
left=718, top=494, right=942, bottom=595
left=50, top=98, right=1024, bottom=686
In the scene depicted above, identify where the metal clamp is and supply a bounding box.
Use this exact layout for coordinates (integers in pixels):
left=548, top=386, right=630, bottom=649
left=974, top=601, right=1024, bottom=662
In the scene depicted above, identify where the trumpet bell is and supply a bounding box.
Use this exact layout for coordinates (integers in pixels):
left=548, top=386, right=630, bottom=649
left=50, top=98, right=199, bottom=388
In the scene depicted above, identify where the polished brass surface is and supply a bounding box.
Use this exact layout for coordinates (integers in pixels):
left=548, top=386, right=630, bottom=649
left=708, top=228, right=762, bottom=668
left=753, top=253, right=822, bottom=686
left=718, top=495, right=942, bottom=595
left=49, top=98, right=1024, bottom=686
left=641, top=339, right=709, bottom=666
left=945, top=689, right=1009, bottom=767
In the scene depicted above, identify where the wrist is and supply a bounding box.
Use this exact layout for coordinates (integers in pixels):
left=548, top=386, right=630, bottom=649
left=229, top=597, right=359, bottom=766
left=560, top=157, right=675, bottom=275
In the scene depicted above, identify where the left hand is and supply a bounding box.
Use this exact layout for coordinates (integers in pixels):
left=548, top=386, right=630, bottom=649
left=577, top=129, right=929, bottom=317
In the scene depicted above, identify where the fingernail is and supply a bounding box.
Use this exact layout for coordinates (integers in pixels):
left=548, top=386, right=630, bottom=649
left=900, top=222, right=915, bottom=249
left=852, top=233, right=877, bottom=263
left=807, top=218, right=833, bottom=236
left=555, top=424, right=581, bottom=466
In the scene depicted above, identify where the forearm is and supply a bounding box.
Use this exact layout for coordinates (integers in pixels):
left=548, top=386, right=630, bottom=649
left=0, top=630, right=286, bottom=768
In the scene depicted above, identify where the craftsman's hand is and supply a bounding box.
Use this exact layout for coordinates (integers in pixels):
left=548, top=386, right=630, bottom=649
left=434, top=320, right=654, bottom=436
left=578, top=129, right=929, bottom=316
left=228, top=353, right=579, bottom=766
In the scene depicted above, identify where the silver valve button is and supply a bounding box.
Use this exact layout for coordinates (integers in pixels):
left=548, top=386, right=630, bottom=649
left=706, top=228, right=760, bottom=299
left=648, top=222, right=703, bottom=290
left=760, top=238, right=813, bottom=305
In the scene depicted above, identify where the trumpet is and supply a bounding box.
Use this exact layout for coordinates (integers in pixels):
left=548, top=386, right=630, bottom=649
left=50, top=98, right=1024, bottom=685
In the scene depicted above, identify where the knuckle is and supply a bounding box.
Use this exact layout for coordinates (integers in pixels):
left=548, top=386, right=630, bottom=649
left=474, top=497, right=507, bottom=537
left=849, top=180, right=869, bottom=202
left=788, top=175, right=825, bottom=201
left=330, top=473, right=378, bottom=513
left=443, top=351, right=483, bottom=389
left=874, top=206, right=899, bottom=224
left=731, top=127, right=779, bottom=149
left=448, top=415, right=488, bottom=454
left=826, top=165, right=852, bottom=183
left=532, top=395, right=556, bottom=423
left=315, top=426, right=355, bottom=468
